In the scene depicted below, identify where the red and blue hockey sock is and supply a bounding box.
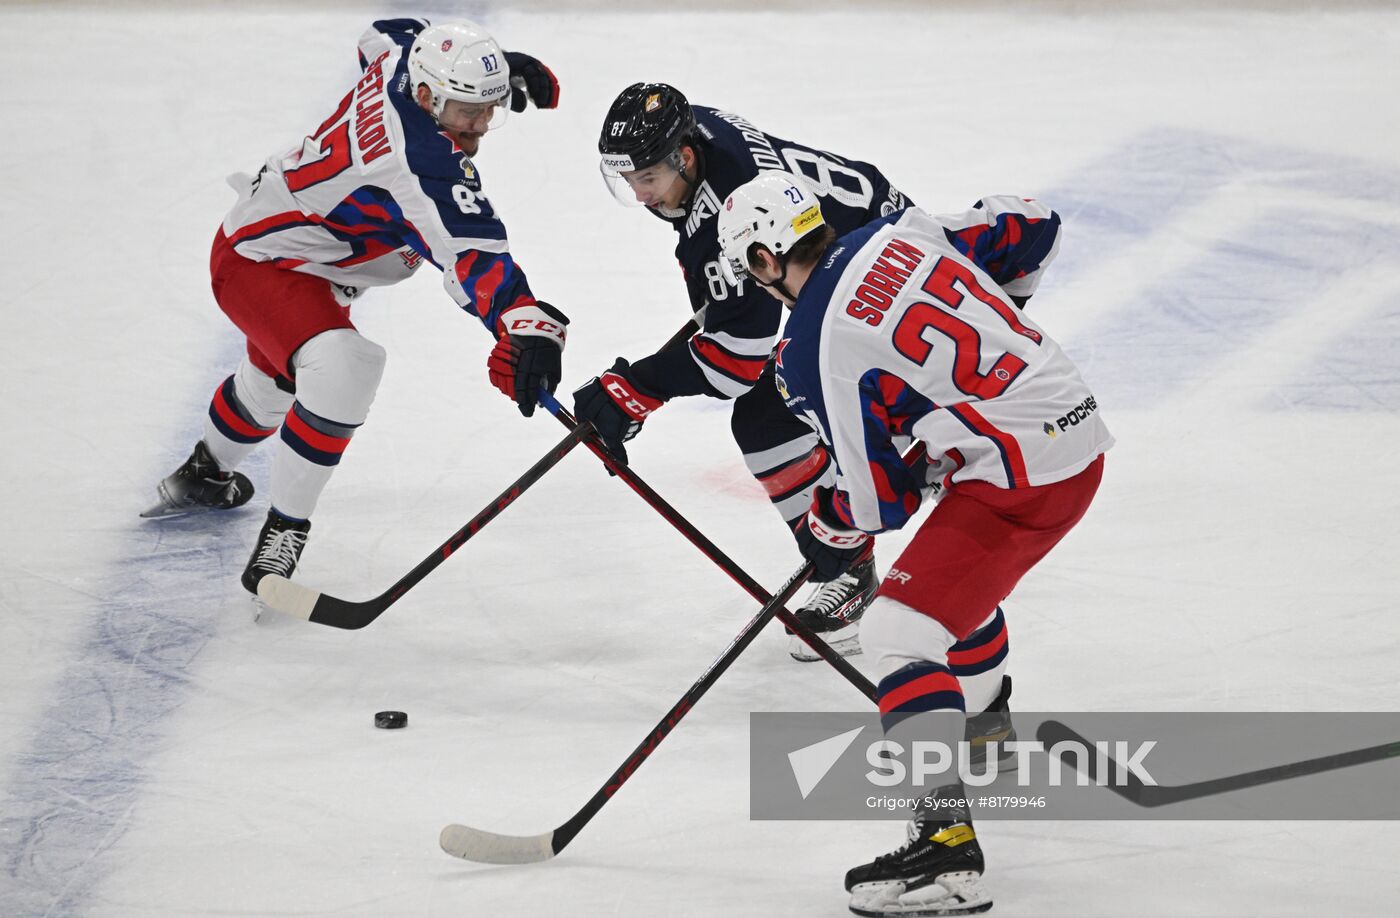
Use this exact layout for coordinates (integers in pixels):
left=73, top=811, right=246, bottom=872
left=948, top=606, right=1009, bottom=714
left=271, top=401, right=359, bottom=520
left=202, top=372, right=286, bottom=471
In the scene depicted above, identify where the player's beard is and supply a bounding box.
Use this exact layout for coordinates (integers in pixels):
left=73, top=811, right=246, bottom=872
left=447, top=129, right=483, bottom=156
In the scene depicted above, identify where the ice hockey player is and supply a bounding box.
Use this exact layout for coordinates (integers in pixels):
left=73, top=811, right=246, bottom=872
left=574, top=83, right=912, bottom=661
left=717, top=172, right=1113, bottom=915
left=143, top=19, right=567, bottom=599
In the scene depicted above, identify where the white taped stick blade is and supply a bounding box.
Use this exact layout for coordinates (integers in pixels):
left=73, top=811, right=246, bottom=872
left=255, top=575, right=319, bottom=620
left=439, top=824, right=555, bottom=864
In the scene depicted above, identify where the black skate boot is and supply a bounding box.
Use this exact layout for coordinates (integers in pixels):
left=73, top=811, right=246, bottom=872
left=965, top=675, right=1018, bottom=771
left=241, top=510, right=311, bottom=595
left=141, top=440, right=254, bottom=518
left=788, top=555, right=879, bottom=662
left=846, top=789, right=992, bottom=916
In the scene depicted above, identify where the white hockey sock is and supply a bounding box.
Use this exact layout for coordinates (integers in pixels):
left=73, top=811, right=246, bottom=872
left=268, top=329, right=385, bottom=520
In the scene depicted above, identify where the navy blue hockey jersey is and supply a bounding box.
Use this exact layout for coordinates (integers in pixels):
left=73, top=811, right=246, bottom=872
left=630, top=107, right=910, bottom=400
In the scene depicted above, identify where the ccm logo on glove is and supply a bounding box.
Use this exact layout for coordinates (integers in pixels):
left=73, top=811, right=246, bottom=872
left=603, top=376, right=661, bottom=420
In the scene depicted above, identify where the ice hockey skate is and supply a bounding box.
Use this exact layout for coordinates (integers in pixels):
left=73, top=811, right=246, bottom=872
left=788, top=555, right=878, bottom=661
left=242, top=510, right=311, bottom=596
left=141, top=440, right=254, bottom=518
left=846, top=791, right=993, bottom=917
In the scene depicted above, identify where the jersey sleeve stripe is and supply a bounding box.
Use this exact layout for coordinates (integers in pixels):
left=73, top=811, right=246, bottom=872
left=690, top=336, right=768, bottom=385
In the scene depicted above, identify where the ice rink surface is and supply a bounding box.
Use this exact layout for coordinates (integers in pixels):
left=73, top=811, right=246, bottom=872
left=3, top=1, right=1399, bottom=915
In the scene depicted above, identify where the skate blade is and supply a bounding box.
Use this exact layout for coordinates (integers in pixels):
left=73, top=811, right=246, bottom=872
left=789, top=627, right=862, bottom=662
left=850, top=874, right=993, bottom=916
left=140, top=499, right=192, bottom=519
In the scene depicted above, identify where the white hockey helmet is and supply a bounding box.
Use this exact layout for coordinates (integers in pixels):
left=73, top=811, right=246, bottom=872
left=407, top=22, right=512, bottom=124
left=716, top=171, right=826, bottom=283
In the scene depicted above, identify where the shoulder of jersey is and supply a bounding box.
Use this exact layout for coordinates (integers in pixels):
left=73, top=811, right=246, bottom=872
left=690, top=107, right=765, bottom=194
left=783, top=211, right=911, bottom=337
left=368, top=48, right=477, bottom=183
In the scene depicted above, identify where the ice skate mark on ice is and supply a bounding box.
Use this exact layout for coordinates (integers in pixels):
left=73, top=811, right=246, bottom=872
left=0, top=353, right=270, bottom=915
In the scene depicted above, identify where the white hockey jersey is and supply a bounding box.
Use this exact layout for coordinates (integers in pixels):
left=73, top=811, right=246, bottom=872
left=775, top=200, right=1114, bottom=535
left=221, top=19, right=534, bottom=332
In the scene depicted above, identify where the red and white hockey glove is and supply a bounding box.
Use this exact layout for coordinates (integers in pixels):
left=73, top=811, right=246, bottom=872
left=489, top=301, right=569, bottom=417
left=796, top=486, right=872, bottom=581
left=570, top=357, right=666, bottom=464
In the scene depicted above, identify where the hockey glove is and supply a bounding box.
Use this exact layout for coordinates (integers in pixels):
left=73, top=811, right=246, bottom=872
left=796, top=486, right=871, bottom=581
left=504, top=51, right=560, bottom=113
left=571, top=357, right=666, bottom=465
left=489, top=301, right=569, bottom=417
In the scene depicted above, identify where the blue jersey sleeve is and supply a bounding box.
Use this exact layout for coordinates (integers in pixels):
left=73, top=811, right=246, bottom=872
left=941, top=196, right=1061, bottom=301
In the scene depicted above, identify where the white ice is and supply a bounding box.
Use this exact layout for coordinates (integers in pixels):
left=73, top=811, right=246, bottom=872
left=3, top=1, right=1399, bottom=916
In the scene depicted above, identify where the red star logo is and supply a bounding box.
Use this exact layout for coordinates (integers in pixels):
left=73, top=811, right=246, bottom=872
left=774, top=337, right=791, bottom=369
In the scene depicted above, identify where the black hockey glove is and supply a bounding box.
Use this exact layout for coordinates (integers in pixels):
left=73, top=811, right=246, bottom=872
left=795, top=486, right=872, bottom=581
left=504, top=51, right=560, bottom=113
left=571, top=357, right=666, bottom=465
left=488, top=301, right=569, bottom=417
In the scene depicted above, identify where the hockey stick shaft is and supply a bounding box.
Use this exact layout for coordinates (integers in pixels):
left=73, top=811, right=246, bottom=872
left=257, top=323, right=705, bottom=627
left=256, top=423, right=590, bottom=628
left=1037, top=720, right=1400, bottom=807
left=537, top=388, right=877, bottom=702
left=440, top=561, right=814, bottom=863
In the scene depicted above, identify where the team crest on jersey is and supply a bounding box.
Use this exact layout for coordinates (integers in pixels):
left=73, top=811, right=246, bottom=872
left=645, top=93, right=661, bottom=112
left=684, top=182, right=723, bottom=237
left=441, top=39, right=453, bottom=52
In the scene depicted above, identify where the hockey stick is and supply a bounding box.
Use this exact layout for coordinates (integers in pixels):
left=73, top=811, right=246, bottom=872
left=535, top=388, right=881, bottom=702
left=439, top=560, right=814, bottom=864
left=1037, top=720, right=1400, bottom=807
left=248, top=324, right=709, bottom=629
left=255, top=423, right=589, bottom=629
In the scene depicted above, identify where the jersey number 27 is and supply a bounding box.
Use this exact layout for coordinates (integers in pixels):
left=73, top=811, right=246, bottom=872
left=894, top=258, right=1042, bottom=400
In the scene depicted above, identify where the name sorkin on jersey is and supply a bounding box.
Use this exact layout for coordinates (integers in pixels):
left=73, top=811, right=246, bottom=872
left=844, top=237, right=928, bottom=327
left=1045, top=395, right=1099, bottom=436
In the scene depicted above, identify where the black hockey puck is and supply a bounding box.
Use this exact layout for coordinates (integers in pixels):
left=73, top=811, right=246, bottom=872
left=374, top=710, right=408, bottom=730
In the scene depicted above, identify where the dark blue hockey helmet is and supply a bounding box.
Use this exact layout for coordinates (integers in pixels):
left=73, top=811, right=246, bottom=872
left=598, top=82, right=696, bottom=175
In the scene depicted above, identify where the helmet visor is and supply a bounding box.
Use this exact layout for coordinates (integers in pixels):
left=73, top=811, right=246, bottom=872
left=438, top=97, right=510, bottom=134
left=598, top=149, right=686, bottom=209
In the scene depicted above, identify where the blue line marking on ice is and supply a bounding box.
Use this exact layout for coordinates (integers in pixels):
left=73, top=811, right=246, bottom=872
left=1275, top=296, right=1400, bottom=412
left=1045, top=128, right=1400, bottom=409
left=0, top=351, right=271, bottom=918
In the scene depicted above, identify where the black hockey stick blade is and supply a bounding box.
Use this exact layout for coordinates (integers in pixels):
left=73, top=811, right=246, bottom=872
left=1037, top=719, right=1400, bottom=807
left=254, top=422, right=589, bottom=629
